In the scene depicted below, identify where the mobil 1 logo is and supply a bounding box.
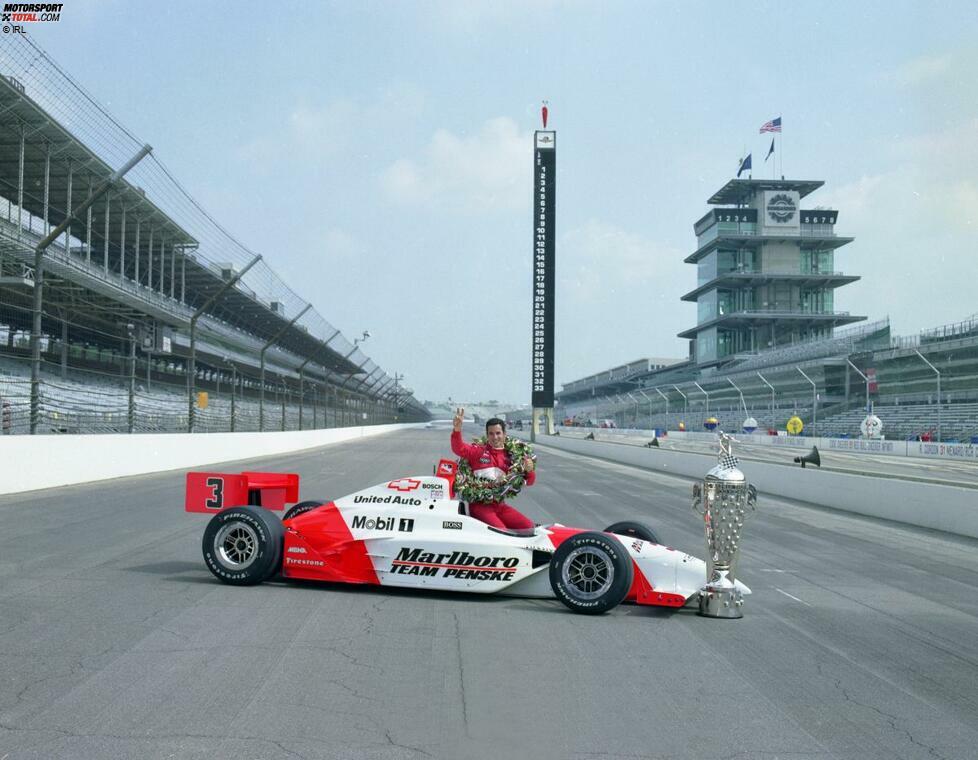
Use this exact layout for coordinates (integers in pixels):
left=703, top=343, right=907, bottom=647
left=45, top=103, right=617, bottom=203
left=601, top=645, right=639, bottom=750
left=352, top=515, right=415, bottom=532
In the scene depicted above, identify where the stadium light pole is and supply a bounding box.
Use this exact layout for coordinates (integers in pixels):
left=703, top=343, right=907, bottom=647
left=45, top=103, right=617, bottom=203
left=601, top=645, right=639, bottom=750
left=614, top=394, right=627, bottom=428
left=694, top=381, right=710, bottom=416
left=727, top=378, right=747, bottom=415
left=672, top=385, right=688, bottom=425
left=626, top=392, right=641, bottom=429
left=220, top=356, right=238, bottom=433
left=914, top=350, right=941, bottom=442
left=375, top=377, right=396, bottom=423
left=126, top=323, right=136, bottom=434
left=333, top=346, right=372, bottom=426
left=351, top=367, right=384, bottom=424
left=258, top=303, right=312, bottom=432
left=654, top=387, right=669, bottom=429
left=391, top=373, right=405, bottom=421
left=846, top=359, right=871, bottom=414
left=638, top=390, right=653, bottom=430
left=797, top=367, right=817, bottom=436
left=29, top=143, right=153, bottom=434
left=756, top=372, right=775, bottom=428
left=188, top=254, right=262, bottom=433
left=297, top=328, right=342, bottom=429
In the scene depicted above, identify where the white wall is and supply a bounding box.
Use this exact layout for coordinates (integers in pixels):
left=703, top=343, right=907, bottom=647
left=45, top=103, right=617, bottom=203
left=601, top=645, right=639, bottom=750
left=0, top=424, right=423, bottom=495
left=540, top=435, right=978, bottom=539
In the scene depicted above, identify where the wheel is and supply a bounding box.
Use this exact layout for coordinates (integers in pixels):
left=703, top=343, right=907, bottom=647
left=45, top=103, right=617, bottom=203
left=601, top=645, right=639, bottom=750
left=283, top=500, right=325, bottom=522
left=549, top=531, right=633, bottom=615
left=603, top=520, right=660, bottom=545
left=202, top=506, right=283, bottom=586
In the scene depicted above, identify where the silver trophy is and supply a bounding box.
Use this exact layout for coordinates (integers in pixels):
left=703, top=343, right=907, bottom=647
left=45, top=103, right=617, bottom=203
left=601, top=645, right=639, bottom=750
left=691, top=432, right=757, bottom=618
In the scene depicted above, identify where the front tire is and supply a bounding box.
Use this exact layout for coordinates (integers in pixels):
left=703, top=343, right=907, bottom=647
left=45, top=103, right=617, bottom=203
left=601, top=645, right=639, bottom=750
left=549, top=531, right=633, bottom=615
left=603, top=520, right=660, bottom=545
left=202, top=506, right=283, bottom=586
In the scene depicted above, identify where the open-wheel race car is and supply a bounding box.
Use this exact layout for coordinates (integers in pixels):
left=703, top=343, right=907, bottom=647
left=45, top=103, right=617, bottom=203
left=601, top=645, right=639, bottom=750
left=185, top=459, right=750, bottom=615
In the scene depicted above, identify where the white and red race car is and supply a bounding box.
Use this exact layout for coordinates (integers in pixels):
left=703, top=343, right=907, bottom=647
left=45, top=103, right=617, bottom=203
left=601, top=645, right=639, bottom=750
left=185, top=459, right=750, bottom=615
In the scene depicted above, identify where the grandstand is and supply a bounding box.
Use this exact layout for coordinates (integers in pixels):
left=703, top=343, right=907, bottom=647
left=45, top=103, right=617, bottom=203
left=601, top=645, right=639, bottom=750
left=556, top=176, right=978, bottom=442
left=558, top=312, right=978, bottom=442
left=0, top=35, right=427, bottom=435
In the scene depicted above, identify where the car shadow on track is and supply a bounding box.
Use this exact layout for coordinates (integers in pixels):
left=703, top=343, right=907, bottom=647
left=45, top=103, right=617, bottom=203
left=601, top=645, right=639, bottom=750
left=124, top=560, right=207, bottom=575
left=150, top=567, right=694, bottom=618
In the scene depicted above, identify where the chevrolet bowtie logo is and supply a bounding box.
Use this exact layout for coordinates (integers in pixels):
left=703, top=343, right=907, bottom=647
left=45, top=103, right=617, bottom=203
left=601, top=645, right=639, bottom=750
left=387, top=478, right=421, bottom=492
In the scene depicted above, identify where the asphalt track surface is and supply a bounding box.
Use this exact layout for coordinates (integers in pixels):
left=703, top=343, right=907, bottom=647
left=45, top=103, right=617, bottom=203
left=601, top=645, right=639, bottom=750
left=2, top=427, right=978, bottom=760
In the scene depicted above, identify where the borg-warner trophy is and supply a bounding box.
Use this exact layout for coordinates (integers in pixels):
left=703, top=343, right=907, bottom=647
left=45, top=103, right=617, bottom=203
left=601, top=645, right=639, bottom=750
left=691, top=432, right=757, bottom=618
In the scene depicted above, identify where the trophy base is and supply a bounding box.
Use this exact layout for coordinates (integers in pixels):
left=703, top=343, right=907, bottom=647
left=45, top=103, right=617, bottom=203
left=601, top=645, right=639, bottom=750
left=698, top=587, right=744, bottom=619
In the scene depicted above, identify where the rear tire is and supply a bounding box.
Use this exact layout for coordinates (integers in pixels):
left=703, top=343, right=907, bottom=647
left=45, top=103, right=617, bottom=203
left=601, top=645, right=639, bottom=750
left=603, top=520, right=660, bottom=545
left=549, top=531, right=633, bottom=615
left=283, top=500, right=325, bottom=522
left=202, top=506, right=282, bottom=586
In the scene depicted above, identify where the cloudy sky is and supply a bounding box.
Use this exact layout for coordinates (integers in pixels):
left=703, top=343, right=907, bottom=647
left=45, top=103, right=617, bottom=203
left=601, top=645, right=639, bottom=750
left=27, top=0, right=978, bottom=404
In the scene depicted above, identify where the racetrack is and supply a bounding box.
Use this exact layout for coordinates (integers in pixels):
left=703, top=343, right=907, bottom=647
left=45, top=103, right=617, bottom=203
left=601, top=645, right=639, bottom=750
left=2, top=427, right=977, bottom=759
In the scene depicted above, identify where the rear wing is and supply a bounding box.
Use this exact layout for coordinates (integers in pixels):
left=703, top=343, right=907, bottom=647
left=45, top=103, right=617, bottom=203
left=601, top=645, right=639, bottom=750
left=435, top=459, right=457, bottom=498
left=185, top=471, right=300, bottom=513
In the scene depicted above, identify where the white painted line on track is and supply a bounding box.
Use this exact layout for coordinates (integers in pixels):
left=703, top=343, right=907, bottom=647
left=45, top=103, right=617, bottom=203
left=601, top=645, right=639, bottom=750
left=775, top=588, right=811, bottom=606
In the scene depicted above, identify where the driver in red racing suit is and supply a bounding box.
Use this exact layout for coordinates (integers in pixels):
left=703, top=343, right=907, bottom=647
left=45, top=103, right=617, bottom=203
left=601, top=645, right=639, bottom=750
left=450, top=408, right=536, bottom=530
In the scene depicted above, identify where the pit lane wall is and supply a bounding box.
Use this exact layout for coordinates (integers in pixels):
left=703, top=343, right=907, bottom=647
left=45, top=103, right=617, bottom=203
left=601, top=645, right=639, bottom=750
left=539, top=434, right=978, bottom=540
left=0, top=424, right=423, bottom=496
left=574, top=428, right=978, bottom=463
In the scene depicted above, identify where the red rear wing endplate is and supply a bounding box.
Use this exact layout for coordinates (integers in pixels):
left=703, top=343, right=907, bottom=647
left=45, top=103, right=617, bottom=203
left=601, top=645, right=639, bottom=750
left=185, top=471, right=300, bottom=513
left=435, top=459, right=457, bottom=498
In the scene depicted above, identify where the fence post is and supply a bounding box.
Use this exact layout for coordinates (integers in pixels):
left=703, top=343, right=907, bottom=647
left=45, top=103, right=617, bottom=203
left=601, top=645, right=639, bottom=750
left=230, top=363, right=237, bottom=433
left=298, top=369, right=304, bottom=431
left=127, top=326, right=136, bottom=433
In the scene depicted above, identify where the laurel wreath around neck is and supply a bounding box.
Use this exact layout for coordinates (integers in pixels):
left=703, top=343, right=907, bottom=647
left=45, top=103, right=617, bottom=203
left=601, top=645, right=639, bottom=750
left=456, top=436, right=535, bottom=504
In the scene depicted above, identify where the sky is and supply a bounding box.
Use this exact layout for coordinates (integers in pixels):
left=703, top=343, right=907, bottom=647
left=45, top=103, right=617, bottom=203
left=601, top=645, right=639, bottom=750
left=24, top=0, right=978, bottom=405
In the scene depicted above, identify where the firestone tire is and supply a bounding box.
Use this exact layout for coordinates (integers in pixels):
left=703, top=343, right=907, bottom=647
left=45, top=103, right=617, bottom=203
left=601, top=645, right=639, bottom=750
left=549, top=531, right=633, bottom=615
left=603, top=520, right=660, bottom=545
left=202, top=506, right=283, bottom=586
left=283, top=500, right=326, bottom=522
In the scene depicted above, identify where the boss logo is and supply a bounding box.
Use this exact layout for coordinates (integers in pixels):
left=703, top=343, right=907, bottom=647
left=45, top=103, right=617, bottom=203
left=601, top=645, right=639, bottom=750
left=443, top=521, right=463, bottom=530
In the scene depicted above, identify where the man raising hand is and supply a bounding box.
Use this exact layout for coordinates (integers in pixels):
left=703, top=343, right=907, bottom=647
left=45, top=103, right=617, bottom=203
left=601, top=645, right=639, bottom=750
left=450, top=407, right=536, bottom=530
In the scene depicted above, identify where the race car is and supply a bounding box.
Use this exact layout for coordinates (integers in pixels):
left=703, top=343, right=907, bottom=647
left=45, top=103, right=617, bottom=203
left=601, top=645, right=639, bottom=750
left=184, top=459, right=750, bottom=615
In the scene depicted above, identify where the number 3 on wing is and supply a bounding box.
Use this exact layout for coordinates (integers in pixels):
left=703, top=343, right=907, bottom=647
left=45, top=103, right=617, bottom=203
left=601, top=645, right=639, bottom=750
left=205, top=477, right=224, bottom=509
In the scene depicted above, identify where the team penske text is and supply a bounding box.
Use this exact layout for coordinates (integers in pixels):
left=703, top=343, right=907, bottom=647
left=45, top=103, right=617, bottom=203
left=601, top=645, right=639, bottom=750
left=390, top=547, right=521, bottom=580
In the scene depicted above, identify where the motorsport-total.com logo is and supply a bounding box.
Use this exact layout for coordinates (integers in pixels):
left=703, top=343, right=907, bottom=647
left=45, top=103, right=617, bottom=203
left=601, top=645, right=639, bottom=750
left=2, top=3, right=63, bottom=34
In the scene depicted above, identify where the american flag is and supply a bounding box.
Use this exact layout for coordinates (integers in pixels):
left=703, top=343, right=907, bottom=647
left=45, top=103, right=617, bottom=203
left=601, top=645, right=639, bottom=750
left=759, top=117, right=782, bottom=134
